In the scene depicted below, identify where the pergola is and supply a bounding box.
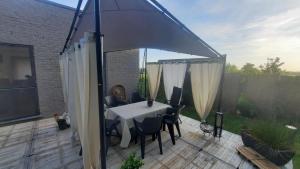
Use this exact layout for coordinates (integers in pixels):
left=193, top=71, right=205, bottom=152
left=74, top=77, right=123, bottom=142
left=60, top=0, right=225, bottom=168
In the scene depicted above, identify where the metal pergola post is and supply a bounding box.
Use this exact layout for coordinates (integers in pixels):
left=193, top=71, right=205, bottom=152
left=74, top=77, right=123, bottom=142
left=60, top=0, right=82, bottom=53
left=217, top=55, right=227, bottom=112
left=94, top=0, right=107, bottom=168
left=144, top=48, right=148, bottom=98
left=214, top=55, right=226, bottom=138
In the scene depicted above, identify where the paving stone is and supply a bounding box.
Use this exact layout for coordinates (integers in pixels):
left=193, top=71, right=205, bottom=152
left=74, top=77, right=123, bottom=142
left=65, top=159, right=84, bottom=169
left=184, top=163, right=200, bottom=169
left=0, top=142, right=29, bottom=169
left=140, top=155, right=164, bottom=169
left=0, top=125, right=14, bottom=137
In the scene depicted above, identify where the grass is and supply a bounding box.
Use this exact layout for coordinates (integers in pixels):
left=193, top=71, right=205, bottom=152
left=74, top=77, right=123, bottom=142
left=181, top=106, right=300, bottom=169
left=181, top=106, right=249, bottom=134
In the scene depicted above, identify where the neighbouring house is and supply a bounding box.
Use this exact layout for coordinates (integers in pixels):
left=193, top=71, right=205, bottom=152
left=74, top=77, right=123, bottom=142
left=0, top=0, right=139, bottom=122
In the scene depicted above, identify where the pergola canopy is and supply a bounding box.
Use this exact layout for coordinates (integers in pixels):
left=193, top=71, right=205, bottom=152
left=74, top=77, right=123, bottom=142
left=70, top=0, right=221, bottom=57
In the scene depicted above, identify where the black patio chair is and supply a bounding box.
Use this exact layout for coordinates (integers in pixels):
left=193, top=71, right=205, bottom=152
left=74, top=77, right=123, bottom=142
left=163, top=86, right=182, bottom=123
left=133, top=116, right=163, bottom=159
left=163, top=105, right=185, bottom=145
left=105, top=116, right=121, bottom=154
left=162, top=87, right=181, bottom=118
left=105, top=95, right=127, bottom=108
left=131, top=92, right=146, bottom=103
left=162, top=87, right=183, bottom=144
left=169, top=86, right=182, bottom=108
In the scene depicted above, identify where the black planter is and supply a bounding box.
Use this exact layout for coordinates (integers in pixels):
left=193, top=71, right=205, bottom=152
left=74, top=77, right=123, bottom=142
left=241, top=131, right=295, bottom=166
left=147, top=99, right=153, bottom=107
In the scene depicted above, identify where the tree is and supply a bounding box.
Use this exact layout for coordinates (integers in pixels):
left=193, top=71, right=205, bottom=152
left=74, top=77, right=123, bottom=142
left=225, top=63, right=239, bottom=73
left=241, top=63, right=260, bottom=75
left=259, top=57, right=284, bottom=75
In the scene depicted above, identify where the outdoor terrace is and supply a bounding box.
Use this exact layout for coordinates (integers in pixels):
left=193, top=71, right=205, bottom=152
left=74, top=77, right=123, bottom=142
left=0, top=116, right=293, bottom=169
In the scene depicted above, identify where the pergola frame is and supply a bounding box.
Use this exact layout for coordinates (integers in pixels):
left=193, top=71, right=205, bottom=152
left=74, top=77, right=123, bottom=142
left=60, top=0, right=226, bottom=168
left=145, top=55, right=227, bottom=112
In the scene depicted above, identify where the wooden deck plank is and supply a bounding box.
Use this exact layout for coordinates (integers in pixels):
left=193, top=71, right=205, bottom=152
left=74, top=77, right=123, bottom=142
left=237, top=146, right=280, bottom=169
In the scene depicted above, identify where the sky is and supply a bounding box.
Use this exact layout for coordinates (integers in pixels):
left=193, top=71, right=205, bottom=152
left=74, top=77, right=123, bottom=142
left=51, top=0, right=300, bottom=71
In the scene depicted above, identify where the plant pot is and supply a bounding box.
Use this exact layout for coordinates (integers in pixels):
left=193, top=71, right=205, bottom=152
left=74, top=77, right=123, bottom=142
left=147, top=99, right=153, bottom=107
left=241, top=131, right=295, bottom=166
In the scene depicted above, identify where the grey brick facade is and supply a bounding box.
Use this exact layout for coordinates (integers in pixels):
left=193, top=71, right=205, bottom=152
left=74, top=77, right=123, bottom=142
left=105, top=50, right=140, bottom=100
left=0, top=0, right=139, bottom=118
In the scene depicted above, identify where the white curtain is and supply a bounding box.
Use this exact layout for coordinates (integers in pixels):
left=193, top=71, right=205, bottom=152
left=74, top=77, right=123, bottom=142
left=62, top=32, right=100, bottom=169
left=73, top=43, right=84, bottom=142
left=190, top=63, right=223, bottom=121
left=59, top=53, right=69, bottom=107
left=65, top=49, right=79, bottom=134
left=146, top=64, right=162, bottom=100
left=163, top=63, right=187, bottom=102
left=59, top=49, right=79, bottom=136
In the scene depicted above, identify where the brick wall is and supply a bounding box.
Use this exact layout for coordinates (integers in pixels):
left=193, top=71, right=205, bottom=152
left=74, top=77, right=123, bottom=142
left=0, top=0, right=140, bottom=118
left=105, top=50, right=140, bottom=101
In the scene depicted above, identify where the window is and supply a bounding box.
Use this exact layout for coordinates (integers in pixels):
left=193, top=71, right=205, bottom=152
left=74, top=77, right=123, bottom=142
left=0, top=43, right=35, bottom=87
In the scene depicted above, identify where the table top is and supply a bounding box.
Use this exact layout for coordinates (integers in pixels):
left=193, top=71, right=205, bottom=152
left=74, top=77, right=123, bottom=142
left=108, top=101, right=170, bottom=120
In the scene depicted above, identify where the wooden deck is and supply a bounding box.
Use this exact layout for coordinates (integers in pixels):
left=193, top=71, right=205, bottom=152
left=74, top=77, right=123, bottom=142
left=237, top=146, right=280, bottom=169
left=0, top=116, right=293, bottom=169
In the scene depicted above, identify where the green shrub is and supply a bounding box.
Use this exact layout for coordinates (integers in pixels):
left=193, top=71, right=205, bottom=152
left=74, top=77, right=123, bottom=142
left=237, top=94, right=258, bottom=118
left=247, top=120, right=297, bottom=150
left=121, top=153, right=144, bottom=169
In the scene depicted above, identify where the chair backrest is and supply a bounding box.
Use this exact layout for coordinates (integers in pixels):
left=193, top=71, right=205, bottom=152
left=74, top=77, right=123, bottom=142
left=169, top=87, right=182, bottom=107
left=131, top=92, right=145, bottom=103
left=105, top=96, right=117, bottom=107
left=139, top=116, right=162, bottom=134
left=111, top=84, right=127, bottom=102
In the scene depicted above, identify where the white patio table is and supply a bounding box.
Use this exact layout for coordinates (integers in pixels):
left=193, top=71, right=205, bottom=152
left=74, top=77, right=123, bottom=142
left=107, top=101, right=170, bottom=148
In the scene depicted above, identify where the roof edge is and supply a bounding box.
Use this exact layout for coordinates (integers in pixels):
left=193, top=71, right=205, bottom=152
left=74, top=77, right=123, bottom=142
left=35, top=0, right=76, bottom=11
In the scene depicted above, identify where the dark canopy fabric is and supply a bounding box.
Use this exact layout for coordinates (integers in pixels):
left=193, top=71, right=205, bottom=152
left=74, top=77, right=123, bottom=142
left=70, top=0, right=221, bottom=57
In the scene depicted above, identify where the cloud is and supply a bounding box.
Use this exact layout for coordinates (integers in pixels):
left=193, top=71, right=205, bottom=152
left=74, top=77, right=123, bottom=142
left=149, top=0, right=300, bottom=71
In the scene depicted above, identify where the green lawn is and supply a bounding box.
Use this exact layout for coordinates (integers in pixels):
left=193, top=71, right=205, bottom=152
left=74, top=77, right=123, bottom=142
left=181, top=106, right=300, bottom=169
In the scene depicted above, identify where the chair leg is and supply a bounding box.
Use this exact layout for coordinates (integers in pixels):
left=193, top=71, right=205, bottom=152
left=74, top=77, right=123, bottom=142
left=179, top=117, right=182, bottom=124
left=163, top=122, right=166, bottom=131
left=167, top=123, right=175, bottom=145
left=152, top=134, right=156, bottom=141
left=135, top=135, right=138, bottom=144
left=114, top=126, right=121, bottom=139
left=175, top=122, right=181, bottom=137
left=79, top=146, right=82, bottom=156
left=157, top=132, right=163, bottom=155
left=140, top=135, right=145, bottom=159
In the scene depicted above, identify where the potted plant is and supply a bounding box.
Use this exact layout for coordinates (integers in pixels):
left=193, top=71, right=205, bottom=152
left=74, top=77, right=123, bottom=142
left=241, top=120, right=296, bottom=166
left=147, top=98, right=153, bottom=107
left=121, top=153, right=144, bottom=169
